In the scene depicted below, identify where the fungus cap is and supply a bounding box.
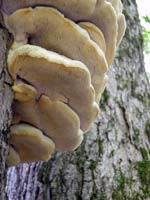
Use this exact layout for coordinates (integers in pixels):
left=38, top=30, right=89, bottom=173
left=2, top=0, right=97, bottom=19
left=107, top=0, right=123, bottom=13
left=96, top=74, right=108, bottom=103
left=116, top=13, right=126, bottom=46
left=4, top=1, right=120, bottom=65
left=10, top=124, right=55, bottom=163
left=89, top=1, right=118, bottom=65
left=6, top=7, right=108, bottom=97
left=12, top=81, right=38, bottom=102
left=8, top=44, right=99, bottom=131
left=107, top=0, right=126, bottom=46
left=79, top=22, right=106, bottom=54
left=13, top=95, right=83, bottom=151
left=7, top=146, right=20, bottom=166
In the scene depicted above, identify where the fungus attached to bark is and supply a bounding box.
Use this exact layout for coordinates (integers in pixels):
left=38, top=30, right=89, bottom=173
left=8, top=44, right=99, bottom=131
left=2, top=0, right=126, bottom=166
left=12, top=81, right=38, bottom=102
left=7, top=146, right=20, bottom=167
left=2, top=0, right=119, bottom=65
left=6, top=7, right=108, bottom=97
left=13, top=95, right=83, bottom=151
left=10, top=124, right=55, bottom=163
left=3, top=0, right=126, bottom=65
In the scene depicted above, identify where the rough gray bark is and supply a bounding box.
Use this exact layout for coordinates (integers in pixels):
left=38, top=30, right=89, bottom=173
left=4, top=0, right=150, bottom=199
left=0, top=15, right=13, bottom=200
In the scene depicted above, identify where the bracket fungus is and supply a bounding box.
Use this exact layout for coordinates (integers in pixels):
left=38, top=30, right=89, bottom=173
left=8, top=44, right=99, bottom=131
left=7, top=146, right=20, bottom=167
left=13, top=95, right=84, bottom=151
left=12, top=81, right=38, bottom=102
left=0, top=0, right=126, bottom=166
left=10, top=124, right=55, bottom=163
left=79, top=22, right=107, bottom=54
left=6, top=7, right=108, bottom=98
left=107, top=0, right=126, bottom=46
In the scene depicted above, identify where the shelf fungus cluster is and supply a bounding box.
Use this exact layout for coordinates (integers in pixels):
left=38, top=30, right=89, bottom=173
left=1, top=0, right=126, bottom=166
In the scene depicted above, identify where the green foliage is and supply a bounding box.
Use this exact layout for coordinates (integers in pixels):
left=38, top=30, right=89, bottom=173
left=99, top=192, right=107, bottom=200
left=143, top=16, right=150, bottom=23
left=142, top=16, right=150, bottom=54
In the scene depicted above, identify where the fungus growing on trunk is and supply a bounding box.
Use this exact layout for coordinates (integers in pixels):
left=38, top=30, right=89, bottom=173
left=12, top=81, right=38, bottom=102
left=13, top=95, right=84, bottom=151
left=9, top=124, right=55, bottom=163
left=0, top=0, right=126, bottom=166
left=8, top=44, right=99, bottom=131
left=6, top=7, right=108, bottom=98
left=107, top=0, right=126, bottom=46
left=7, top=146, right=20, bottom=167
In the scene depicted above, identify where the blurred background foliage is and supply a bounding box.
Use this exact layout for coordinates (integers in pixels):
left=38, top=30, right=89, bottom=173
left=142, top=15, right=150, bottom=54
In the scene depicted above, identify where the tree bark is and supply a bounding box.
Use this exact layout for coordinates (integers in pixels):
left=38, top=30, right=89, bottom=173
left=0, top=14, right=13, bottom=200
left=2, top=0, right=150, bottom=199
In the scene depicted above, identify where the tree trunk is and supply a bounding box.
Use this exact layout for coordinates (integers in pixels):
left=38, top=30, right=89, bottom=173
left=2, top=0, right=150, bottom=199
left=0, top=15, right=13, bottom=200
